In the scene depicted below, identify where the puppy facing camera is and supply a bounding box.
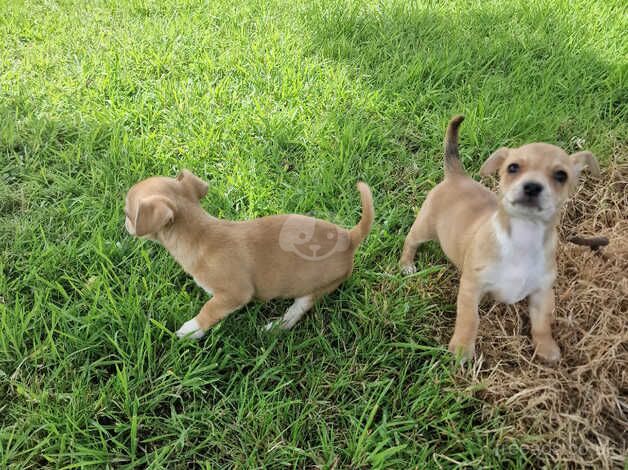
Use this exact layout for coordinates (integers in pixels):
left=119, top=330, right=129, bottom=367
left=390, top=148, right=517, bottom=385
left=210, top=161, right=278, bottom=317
left=124, top=170, right=374, bottom=338
left=400, top=115, right=599, bottom=363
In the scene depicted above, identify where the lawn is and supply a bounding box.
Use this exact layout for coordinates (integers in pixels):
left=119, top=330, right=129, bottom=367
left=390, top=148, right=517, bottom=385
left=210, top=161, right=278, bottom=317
left=1, top=0, right=626, bottom=467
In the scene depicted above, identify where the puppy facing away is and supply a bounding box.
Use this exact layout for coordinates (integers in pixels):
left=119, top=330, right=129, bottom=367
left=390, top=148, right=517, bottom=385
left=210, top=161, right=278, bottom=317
left=400, top=116, right=599, bottom=362
left=124, top=170, right=374, bottom=339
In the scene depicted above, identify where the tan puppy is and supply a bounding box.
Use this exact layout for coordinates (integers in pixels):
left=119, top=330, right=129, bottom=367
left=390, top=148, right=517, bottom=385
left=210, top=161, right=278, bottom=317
left=400, top=116, right=599, bottom=362
left=124, top=170, right=374, bottom=338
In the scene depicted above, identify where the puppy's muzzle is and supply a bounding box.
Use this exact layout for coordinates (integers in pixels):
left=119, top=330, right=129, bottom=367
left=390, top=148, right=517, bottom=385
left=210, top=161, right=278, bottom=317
left=516, top=180, right=545, bottom=208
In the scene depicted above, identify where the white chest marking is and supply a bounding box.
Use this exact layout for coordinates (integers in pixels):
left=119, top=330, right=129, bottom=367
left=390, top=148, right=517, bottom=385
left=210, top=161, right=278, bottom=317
left=482, top=216, right=553, bottom=304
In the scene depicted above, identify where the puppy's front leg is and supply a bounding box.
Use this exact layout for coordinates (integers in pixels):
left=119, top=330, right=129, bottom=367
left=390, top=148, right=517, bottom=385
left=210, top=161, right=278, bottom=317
left=528, top=288, right=561, bottom=363
left=176, top=295, right=247, bottom=339
left=448, top=275, right=482, bottom=361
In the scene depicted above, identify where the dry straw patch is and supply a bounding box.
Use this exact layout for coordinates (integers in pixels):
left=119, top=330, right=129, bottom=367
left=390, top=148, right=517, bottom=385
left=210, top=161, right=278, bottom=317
left=432, top=160, right=627, bottom=468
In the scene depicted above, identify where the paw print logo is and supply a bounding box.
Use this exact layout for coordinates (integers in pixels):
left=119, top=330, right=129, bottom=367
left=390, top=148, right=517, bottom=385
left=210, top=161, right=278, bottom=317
left=279, top=215, right=350, bottom=261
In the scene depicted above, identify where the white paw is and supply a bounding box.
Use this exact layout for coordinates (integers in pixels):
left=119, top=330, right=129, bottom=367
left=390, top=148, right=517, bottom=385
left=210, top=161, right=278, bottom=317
left=176, top=318, right=205, bottom=339
left=264, top=320, right=286, bottom=331
left=266, top=318, right=297, bottom=331
left=401, top=264, right=417, bottom=275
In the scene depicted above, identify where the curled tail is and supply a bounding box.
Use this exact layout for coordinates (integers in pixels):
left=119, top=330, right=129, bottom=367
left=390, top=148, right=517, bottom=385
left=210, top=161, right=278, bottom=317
left=444, top=115, right=466, bottom=177
left=349, top=182, right=374, bottom=248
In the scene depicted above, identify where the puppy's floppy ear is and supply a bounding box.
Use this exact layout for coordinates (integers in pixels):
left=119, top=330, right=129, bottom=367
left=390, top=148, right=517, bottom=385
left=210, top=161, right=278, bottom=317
left=177, top=169, right=208, bottom=200
left=570, top=151, right=600, bottom=179
left=135, top=195, right=174, bottom=236
left=480, top=147, right=509, bottom=176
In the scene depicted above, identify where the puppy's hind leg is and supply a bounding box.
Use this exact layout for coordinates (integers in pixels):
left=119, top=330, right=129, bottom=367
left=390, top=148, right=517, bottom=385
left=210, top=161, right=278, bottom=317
left=265, top=295, right=314, bottom=331
left=264, top=277, right=345, bottom=331
left=400, top=209, right=434, bottom=275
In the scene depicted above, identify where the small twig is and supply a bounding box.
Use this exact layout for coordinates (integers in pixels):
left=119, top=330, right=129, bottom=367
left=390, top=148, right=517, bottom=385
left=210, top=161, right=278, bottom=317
left=567, top=236, right=609, bottom=251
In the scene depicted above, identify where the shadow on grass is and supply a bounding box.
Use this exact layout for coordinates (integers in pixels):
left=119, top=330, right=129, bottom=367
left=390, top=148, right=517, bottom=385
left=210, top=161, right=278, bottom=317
left=302, top=1, right=625, bottom=166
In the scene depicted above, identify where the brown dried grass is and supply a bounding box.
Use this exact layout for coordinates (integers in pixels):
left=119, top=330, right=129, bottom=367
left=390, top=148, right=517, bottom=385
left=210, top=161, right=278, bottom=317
left=437, top=160, right=627, bottom=468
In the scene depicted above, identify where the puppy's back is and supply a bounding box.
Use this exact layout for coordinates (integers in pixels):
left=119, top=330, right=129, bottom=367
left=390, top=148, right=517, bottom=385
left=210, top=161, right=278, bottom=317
left=237, top=215, right=353, bottom=299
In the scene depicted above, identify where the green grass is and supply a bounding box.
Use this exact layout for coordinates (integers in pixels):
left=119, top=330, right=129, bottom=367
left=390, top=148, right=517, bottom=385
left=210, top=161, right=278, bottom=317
left=1, top=0, right=625, bottom=467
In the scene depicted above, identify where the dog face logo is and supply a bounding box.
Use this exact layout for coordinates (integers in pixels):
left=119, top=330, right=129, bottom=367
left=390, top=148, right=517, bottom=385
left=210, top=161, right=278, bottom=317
left=279, top=215, right=350, bottom=261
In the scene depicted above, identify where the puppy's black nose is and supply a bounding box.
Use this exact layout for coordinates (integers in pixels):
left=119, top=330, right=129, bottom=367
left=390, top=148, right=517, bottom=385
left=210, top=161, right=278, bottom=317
left=523, top=181, right=544, bottom=197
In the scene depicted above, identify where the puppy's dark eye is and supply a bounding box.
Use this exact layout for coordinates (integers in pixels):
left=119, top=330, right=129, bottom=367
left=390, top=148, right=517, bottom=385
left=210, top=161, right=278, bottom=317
left=554, top=170, right=568, bottom=183
left=507, top=163, right=520, bottom=174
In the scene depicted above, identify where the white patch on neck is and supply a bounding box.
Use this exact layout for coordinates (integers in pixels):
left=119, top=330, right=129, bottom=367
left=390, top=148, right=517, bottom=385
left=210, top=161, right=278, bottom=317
left=483, top=215, right=553, bottom=304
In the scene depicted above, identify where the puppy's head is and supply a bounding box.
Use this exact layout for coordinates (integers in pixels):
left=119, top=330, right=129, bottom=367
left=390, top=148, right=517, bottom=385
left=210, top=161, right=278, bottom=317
left=124, top=169, right=208, bottom=238
left=480, top=143, right=599, bottom=221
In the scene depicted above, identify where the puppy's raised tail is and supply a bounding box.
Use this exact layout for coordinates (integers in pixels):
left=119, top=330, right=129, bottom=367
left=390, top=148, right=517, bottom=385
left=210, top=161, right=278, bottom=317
left=349, top=182, right=374, bottom=248
left=444, top=114, right=465, bottom=177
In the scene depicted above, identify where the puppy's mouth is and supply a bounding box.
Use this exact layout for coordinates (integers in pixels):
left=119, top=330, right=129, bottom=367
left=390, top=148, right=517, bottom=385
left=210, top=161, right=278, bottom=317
left=504, top=195, right=557, bottom=221
left=512, top=197, right=543, bottom=210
